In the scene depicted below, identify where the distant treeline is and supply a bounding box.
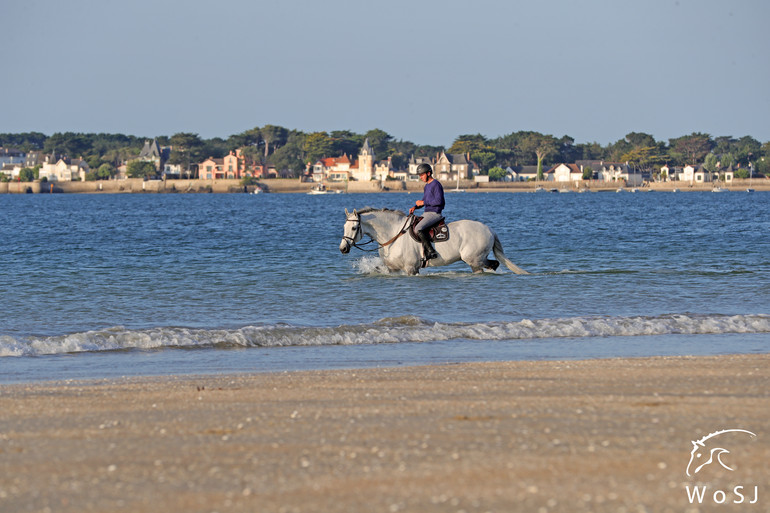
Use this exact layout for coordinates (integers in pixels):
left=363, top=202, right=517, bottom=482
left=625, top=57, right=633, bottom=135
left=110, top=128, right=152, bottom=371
left=2, top=127, right=768, bottom=177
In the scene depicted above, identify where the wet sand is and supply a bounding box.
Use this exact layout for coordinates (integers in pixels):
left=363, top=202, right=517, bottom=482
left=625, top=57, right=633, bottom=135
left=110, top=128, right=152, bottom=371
left=1, top=354, right=768, bottom=512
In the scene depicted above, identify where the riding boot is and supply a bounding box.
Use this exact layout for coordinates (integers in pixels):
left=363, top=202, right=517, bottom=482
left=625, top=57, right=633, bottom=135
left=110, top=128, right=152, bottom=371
left=418, top=230, right=438, bottom=260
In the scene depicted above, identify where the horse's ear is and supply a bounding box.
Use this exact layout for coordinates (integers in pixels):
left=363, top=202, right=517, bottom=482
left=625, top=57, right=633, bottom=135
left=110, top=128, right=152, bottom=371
left=353, top=208, right=358, bottom=215
left=345, top=208, right=349, bottom=215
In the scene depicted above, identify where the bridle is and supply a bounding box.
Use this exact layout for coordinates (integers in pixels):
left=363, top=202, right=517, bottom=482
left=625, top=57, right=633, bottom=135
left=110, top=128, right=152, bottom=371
left=343, top=213, right=413, bottom=252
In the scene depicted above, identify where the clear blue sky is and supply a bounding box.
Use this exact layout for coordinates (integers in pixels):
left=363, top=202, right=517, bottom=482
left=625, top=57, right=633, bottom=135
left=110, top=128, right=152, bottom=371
left=4, top=0, right=768, bottom=147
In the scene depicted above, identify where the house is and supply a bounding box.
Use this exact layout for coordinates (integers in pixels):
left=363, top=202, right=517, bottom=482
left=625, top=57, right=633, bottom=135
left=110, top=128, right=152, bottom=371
left=198, top=157, right=224, bottom=179
left=39, top=157, right=90, bottom=182
left=311, top=138, right=383, bottom=182
left=312, top=154, right=352, bottom=182
left=660, top=164, right=677, bottom=182
left=680, top=164, right=711, bottom=184
left=162, top=163, right=185, bottom=179
left=391, top=169, right=409, bottom=181
left=584, top=161, right=642, bottom=186
left=136, top=139, right=169, bottom=171
left=25, top=151, right=45, bottom=168
left=433, top=152, right=477, bottom=182
left=0, top=163, right=22, bottom=180
left=0, top=148, right=25, bottom=168
left=373, top=157, right=395, bottom=182
left=550, top=163, right=583, bottom=182
left=196, top=150, right=261, bottom=180
left=408, top=156, right=433, bottom=180
left=508, top=165, right=541, bottom=182
left=721, top=165, right=734, bottom=183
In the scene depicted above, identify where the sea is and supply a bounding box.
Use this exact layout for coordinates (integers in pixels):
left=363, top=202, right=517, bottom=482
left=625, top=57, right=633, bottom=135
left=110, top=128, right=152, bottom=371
left=1, top=190, right=768, bottom=383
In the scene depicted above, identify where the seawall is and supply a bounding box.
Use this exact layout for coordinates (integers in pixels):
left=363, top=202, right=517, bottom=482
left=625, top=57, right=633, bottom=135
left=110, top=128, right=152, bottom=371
left=0, top=178, right=767, bottom=194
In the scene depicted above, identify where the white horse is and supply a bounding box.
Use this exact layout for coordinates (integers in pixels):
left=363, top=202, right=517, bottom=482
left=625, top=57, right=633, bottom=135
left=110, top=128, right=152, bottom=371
left=339, top=207, right=529, bottom=275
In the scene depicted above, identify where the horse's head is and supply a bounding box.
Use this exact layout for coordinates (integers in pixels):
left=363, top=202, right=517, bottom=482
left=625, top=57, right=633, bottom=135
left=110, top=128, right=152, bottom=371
left=340, top=208, right=361, bottom=254
left=686, top=429, right=756, bottom=476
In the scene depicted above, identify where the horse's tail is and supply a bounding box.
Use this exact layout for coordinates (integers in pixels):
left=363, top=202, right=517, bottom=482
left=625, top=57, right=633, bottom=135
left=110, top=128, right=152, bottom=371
left=493, top=234, right=529, bottom=275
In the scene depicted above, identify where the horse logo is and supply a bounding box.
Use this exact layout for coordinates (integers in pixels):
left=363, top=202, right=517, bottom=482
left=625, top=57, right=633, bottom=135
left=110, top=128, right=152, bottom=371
left=686, top=429, right=757, bottom=476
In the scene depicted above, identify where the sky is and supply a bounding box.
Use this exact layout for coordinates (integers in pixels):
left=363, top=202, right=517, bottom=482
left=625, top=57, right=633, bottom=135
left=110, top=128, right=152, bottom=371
left=4, top=0, right=769, bottom=148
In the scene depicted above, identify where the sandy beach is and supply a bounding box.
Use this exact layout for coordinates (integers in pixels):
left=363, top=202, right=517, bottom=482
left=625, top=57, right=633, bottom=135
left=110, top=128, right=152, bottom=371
left=1, top=354, right=768, bottom=513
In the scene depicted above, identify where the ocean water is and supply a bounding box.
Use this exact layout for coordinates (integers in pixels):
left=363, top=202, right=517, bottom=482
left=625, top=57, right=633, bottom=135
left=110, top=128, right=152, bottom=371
left=1, top=190, right=768, bottom=383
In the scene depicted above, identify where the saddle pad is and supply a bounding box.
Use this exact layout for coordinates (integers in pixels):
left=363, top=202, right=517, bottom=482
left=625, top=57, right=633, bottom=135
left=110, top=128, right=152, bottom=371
left=409, top=217, right=450, bottom=243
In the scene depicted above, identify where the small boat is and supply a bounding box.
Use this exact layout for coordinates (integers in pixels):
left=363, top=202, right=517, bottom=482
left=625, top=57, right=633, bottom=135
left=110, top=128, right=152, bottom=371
left=746, top=188, right=755, bottom=193
left=250, top=186, right=263, bottom=194
left=672, top=188, right=680, bottom=193
left=308, top=184, right=330, bottom=195
left=711, top=186, right=729, bottom=193
left=534, top=187, right=547, bottom=193
left=616, top=187, right=625, bottom=193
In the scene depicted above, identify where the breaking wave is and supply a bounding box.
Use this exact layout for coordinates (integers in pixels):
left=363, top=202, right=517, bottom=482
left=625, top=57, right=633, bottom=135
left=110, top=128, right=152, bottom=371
left=1, top=313, right=769, bottom=357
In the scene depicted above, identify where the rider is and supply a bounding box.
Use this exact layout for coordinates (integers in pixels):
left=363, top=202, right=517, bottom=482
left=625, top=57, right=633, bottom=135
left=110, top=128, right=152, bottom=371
left=409, top=163, right=445, bottom=260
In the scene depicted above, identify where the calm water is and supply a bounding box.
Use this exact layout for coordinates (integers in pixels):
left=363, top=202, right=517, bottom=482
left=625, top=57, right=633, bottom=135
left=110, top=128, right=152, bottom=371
left=1, top=190, right=768, bottom=382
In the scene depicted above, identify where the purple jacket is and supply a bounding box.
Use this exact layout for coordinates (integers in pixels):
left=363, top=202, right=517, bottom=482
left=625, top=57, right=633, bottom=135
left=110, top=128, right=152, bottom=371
left=422, top=179, right=445, bottom=214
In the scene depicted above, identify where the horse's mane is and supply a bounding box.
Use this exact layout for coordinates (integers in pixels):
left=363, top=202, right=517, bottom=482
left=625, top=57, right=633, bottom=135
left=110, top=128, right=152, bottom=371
left=357, top=206, right=407, bottom=217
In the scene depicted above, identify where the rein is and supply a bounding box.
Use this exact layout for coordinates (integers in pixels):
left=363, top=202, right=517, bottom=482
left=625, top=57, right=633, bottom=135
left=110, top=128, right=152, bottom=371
left=345, top=214, right=413, bottom=252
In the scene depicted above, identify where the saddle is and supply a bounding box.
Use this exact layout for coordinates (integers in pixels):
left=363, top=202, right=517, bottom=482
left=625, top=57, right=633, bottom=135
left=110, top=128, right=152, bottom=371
left=409, top=216, right=450, bottom=243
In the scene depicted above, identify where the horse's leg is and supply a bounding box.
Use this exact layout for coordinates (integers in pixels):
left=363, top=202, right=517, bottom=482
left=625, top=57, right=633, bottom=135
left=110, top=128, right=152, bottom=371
left=462, top=245, right=495, bottom=273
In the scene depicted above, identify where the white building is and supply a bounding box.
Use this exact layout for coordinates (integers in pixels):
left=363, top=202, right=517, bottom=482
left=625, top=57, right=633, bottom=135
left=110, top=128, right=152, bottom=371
left=39, top=157, right=90, bottom=182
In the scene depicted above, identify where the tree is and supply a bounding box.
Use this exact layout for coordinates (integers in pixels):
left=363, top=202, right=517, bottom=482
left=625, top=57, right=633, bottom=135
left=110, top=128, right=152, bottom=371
left=228, top=127, right=262, bottom=150
left=96, top=163, right=116, bottom=179
left=270, top=130, right=307, bottom=176
left=720, top=153, right=735, bottom=169
left=329, top=130, right=362, bottom=157
left=533, top=136, right=559, bottom=179
left=668, top=133, right=713, bottom=165
left=449, top=134, right=499, bottom=172
left=127, top=160, right=158, bottom=179
left=733, top=136, right=761, bottom=167
left=702, top=153, right=719, bottom=173
left=19, top=167, right=36, bottom=182
left=472, top=151, right=497, bottom=173
left=168, top=133, right=204, bottom=173
left=448, top=134, right=487, bottom=155
left=261, top=125, right=289, bottom=158
left=364, top=128, right=393, bottom=156
left=756, top=142, right=770, bottom=176
left=582, top=166, right=594, bottom=180
left=734, top=168, right=750, bottom=179
left=624, top=132, right=658, bottom=148
left=0, top=132, right=47, bottom=151
left=43, top=132, right=93, bottom=158
left=488, top=166, right=506, bottom=181
left=303, top=132, right=333, bottom=165
left=494, top=131, right=559, bottom=168
left=621, top=146, right=667, bottom=174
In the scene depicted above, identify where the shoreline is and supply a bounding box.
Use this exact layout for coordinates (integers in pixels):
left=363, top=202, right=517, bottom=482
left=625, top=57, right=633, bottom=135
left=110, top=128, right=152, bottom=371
left=2, top=354, right=768, bottom=512
left=1, top=177, right=768, bottom=194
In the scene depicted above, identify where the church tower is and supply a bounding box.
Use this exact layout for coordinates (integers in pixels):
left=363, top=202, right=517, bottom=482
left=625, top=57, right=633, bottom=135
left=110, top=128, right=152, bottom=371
left=358, top=138, right=375, bottom=179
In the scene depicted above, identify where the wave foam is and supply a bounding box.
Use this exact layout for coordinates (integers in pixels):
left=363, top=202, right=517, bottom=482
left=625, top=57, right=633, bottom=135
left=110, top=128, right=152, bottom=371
left=1, top=313, right=768, bottom=357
